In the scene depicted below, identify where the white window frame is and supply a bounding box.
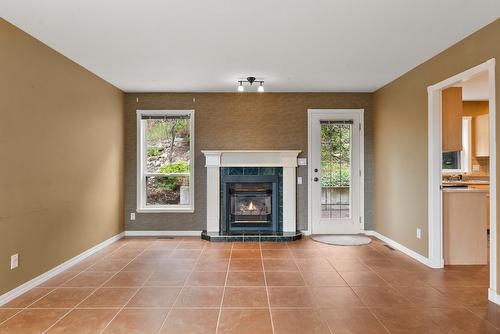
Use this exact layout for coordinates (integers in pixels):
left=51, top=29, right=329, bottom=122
left=136, top=110, right=195, bottom=213
left=442, top=116, right=471, bottom=174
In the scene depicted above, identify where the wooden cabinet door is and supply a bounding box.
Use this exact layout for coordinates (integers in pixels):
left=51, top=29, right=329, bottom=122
left=442, top=87, right=463, bottom=152
left=475, top=114, right=489, bottom=157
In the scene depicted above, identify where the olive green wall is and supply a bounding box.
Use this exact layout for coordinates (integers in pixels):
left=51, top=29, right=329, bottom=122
left=0, top=19, right=125, bottom=295
left=124, top=93, right=373, bottom=232
left=373, top=19, right=499, bottom=291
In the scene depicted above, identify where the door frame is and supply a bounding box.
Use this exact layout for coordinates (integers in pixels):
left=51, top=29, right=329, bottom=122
left=307, top=109, right=365, bottom=235
left=427, top=59, right=497, bottom=302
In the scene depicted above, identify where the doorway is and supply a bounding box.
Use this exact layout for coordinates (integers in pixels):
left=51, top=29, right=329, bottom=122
left=308, top=109, right=364, bottom=234
left=427, top=59, right=497, bottom=302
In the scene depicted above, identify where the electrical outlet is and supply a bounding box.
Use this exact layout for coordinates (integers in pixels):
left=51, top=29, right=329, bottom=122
left=297, top=158, right=307, bottom=166
left=130, top=213, right=136, bottom=221
left=416, top=228, right=422, bottom=239
left=10, top=254, right=18, bottom=269
left=297, top=177, right=303, bottom=185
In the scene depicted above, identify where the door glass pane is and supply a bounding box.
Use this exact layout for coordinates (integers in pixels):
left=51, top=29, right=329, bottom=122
left=320, top=121, right=352, bottom=219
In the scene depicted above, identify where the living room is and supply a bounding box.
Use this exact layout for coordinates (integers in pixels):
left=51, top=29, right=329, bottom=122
left=1, top=1, right=499, bottom=333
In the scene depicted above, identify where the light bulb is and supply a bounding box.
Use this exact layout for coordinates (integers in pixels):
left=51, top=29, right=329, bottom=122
left=237, top=83, right=244, bottom=92
left=258, top=83, right=264, bottom=92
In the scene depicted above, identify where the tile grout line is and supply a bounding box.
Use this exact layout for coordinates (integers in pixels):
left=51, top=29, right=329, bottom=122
left=214, top=242, right=234, bottom=334
left=97, top=268, right=156, bottom=332
left=261, top=241, right=276, bottom=334
left=286, top=240, right=334, bottom=334
left=41, top=239, right=155, bottom=334
left=0, top=239, right=131, bottom=327
left=156, top=240, right=210, bottom=334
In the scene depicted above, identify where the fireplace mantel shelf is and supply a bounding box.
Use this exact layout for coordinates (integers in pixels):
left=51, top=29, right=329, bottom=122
left=203, top=150, right=301, bottom=234
left=202, top=150, right=301, bottom=168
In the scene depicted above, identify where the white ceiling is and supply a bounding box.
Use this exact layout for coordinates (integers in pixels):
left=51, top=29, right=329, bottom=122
left=458, top=72, right=490, bottom=101
left=1, top=0, right=499, bottom=92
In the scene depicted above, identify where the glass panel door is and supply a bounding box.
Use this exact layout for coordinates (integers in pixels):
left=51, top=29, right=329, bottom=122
left=310, top=110, right=362, bottom=235
left=320, top=121, right=352, bottom=219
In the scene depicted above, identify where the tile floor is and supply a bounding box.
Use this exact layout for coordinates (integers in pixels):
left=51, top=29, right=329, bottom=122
left=0, top=236, right=499, bottom=333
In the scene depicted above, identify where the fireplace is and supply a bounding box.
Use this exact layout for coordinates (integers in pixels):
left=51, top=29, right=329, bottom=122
left=221, top=173, right=280, bottom=234
left=201, top=150, right=302, bottom=242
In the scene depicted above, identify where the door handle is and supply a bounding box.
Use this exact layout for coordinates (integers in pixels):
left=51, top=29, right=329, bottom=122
left=313, top=177, right=319, bottom=182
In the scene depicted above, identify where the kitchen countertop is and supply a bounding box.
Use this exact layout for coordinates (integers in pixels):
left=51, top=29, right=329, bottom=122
left=442, top=180, right=489, bottom=186
left=442, top=188, right=489, bottom=193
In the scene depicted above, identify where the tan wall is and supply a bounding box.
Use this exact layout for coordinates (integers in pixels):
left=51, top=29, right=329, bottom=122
left=373, top=19, right=499, bottom=291
left=124, top=93, right=373, bottom=232
left=463, top=101, right=489, bottom=176
left=0, top=19, right=125, bottom=295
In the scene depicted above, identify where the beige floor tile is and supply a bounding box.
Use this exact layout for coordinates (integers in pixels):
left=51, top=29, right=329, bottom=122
left=0, top=309, right=67, bottom=334
left=47, top=308, right=118, bottom=334
left=30, top=288, right=94, bottom=308
left=271, top=308, right=330, bottom=334
left=229, top=258, right=263, bottom=271
left=319, top=307, right=388, bottom=334
left=103, top=308, right=168, bottom=333
left=263, top=259, right=298, bottom=271
left=63, top=271, right=115, bottom=287
left=78, top=288, right=137, bottom=308
left=218, top=309, right=273, bottom=334
left=126, top=287, right=181, bottom=307
left=265, top=272, right=305, bottom=286
left=268, top=287, right=314, bottom=307
left=104, top=271, right=151, bottom=287
left=160, top=308, right=219, bottom=334
left=226, top=271, right=266, bottom=286
left=174, top=287, right=223, bottom=307
left=302, top=271, right=348, bottom=287
left=1, top=288, right=53, bottom=308
left=223, top=287, right=269, bottom=307
left=186, top=271, right=226, bottom=286
left=310, top=287, right=364, bottom=308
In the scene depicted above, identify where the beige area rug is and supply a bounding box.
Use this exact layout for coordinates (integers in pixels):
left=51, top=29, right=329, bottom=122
left=311, top=234, right=372, bottom=246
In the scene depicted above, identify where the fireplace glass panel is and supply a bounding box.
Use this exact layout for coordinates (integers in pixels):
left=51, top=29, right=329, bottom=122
left=229, top=183, right=273, bottom=225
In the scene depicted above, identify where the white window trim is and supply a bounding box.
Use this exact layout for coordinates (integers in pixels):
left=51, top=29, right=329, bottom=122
left=442, top=116, right=471, bottom=174
left=136, top=110, right=195, bottom=213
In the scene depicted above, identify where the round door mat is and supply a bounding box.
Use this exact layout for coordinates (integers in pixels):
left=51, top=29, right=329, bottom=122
left=311, top=234, right=372, bottom=246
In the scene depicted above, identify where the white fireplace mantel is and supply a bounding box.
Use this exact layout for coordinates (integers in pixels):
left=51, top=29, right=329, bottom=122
left=202, top=150, right=301, bottom=233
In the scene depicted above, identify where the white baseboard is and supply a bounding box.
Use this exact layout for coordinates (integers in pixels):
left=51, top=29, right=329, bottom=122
left=124, top=230, right=202, bottom=237
left=299, top=230, right=311, bottom=236
left=365, top=230, right=434, bottom=267
left=489, top=288, right=500, bottom=305
left=0, top=232, right=125, bottom=307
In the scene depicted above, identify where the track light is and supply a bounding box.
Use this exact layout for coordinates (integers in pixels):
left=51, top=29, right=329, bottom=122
left=258, top=82, right=264, bottom=92
left=236, top=76, right=264, bottom=92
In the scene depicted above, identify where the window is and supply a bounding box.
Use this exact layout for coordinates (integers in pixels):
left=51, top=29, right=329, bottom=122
left=442, top=116, right=471, bottom=173
left=137, top=110, right=194, bottom=212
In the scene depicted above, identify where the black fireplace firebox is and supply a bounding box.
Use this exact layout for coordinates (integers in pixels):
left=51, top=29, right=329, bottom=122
left=221, top=175, right=279, bottom=234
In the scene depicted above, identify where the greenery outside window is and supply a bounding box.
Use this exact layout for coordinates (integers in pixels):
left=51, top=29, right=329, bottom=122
left=137, top=110, right=194, bottom=212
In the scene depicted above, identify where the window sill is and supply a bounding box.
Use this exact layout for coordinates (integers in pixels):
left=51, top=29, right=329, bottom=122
left=136, top=206, right=194, bottom=214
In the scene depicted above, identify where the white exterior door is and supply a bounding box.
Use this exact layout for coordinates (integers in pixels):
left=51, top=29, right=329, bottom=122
left=309, top=109, right=363, bottom=234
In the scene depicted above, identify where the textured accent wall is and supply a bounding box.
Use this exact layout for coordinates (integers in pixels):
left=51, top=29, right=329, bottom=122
left=0, top=19, right=125, bottom=295
left=125, top=93, right=373, bottom=232
left=373, top=19, right=498, bottom=290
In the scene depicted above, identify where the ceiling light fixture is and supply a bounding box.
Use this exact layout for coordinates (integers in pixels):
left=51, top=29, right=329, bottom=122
left=237, top=76, right=264, bottom=92
left=258, top=82, right=264, bottom=92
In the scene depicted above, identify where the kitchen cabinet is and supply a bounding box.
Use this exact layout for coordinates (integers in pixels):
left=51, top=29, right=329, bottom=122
left=442, top=87, right=463, bottom=152
left=475, top=114, right=489, bottom=157
left=443, top=189, right=487, bottom=265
